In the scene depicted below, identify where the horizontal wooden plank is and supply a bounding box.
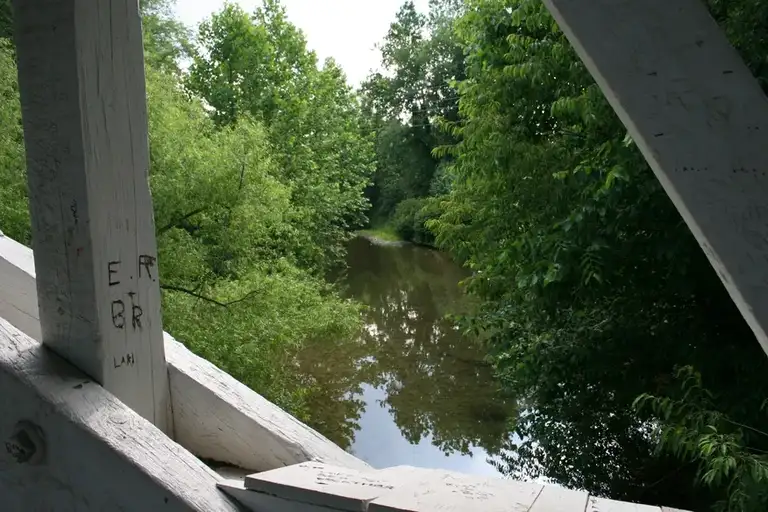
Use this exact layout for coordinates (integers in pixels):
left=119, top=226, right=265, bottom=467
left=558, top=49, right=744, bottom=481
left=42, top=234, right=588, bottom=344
left=0, top=233, right=368, bottom=473
left=166, top=334, right=369, bottom=472
left=369, top=466, right=542, bottom=512
left=219, top=481, right=339, bottom=512
left=587, top=497, right=661, bottom=512
left=244, top=461, right=399, bottom=511
left=529, top=484, right=589, bottom=512
left=0, top=234, right=40, bottom=342
left=231, top=462, right=691, bottom=512
left=0, top=318, right=241, bottom=511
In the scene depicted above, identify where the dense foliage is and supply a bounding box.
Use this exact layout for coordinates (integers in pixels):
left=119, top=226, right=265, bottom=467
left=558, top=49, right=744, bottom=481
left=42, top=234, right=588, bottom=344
left=0, top=0, right=368, bottom=426
left=360, top=0, right=464, bottom=243
left=186, top=1, right=374, bottom=270
left=422, top=0, right=768, bottom=510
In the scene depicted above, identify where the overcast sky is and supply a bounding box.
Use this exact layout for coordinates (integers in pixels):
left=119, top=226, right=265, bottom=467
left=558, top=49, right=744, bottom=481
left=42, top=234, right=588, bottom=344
left=174, top=0, right=429, bottom=86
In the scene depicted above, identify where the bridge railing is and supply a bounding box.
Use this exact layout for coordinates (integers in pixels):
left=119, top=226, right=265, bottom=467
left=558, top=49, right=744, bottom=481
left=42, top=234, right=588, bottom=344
left=0, top=233, right=689, bottom=511
left=0, top=230, right=367, bottom=509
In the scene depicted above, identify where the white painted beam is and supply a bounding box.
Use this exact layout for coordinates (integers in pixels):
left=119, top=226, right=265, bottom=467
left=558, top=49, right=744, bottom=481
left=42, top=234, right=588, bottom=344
left=12, top=0, right=171, bottom=430
left=218, top=462, right=688, bottom=511
left=542, top=0, right=768, bottom=356
left=0, top=234, right=368, bottom=473
left=166, top=334, right=371, bottom=472
left=0, top=318, right=241, bottom=512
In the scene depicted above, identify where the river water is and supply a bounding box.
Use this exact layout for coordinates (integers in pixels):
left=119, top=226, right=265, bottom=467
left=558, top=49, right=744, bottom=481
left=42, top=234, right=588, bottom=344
left=302, top=236, right=515, bottom=475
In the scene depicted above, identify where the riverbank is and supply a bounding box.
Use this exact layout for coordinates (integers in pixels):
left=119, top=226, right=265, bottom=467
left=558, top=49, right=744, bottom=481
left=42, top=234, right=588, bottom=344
left=356, top=228, right=410, bottom=247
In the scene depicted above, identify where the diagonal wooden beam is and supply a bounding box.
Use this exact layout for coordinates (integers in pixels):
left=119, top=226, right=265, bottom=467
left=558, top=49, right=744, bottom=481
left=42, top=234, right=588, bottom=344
left=543, top=0, right=768, bottom=357
left=12, top=0, right=171, bottom=431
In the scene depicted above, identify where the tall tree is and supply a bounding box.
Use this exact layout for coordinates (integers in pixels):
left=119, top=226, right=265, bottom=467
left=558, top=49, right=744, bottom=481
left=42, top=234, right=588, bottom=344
left=187, top=1, right=374, bottom=270
left=140, top=0, right=193, bottom=73
left=361, top=0, right=465, bottom=223
left=0, top=39, right=27, bottom=243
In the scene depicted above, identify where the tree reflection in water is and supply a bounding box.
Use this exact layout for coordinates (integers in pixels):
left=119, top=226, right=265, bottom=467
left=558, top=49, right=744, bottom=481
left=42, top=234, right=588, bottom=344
left=300, top=236, right=516, bottom=460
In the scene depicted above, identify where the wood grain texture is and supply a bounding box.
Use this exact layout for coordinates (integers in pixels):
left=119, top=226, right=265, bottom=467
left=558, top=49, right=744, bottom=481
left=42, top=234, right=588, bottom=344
left=244, top=461, right=396, bottom=511
left=543, top=0, right=768, bottom=357
left=0, top=318, right=241, bottom=512
left=12, top=0, right=171, bottom=431
left=0, top=234, right=39, bottom=342
left=529, top=484, right=589, bottom=512
left=233, top=462, right=683, bottom=511
left=370, top=466, right=542, bottom=512
left=219, top=482, right=339, bottom=512
left=587, top=497, right=661, bottom=512
left=166, top=333, right=370, bottom=472
left=0, top=234, right=369, bottom=473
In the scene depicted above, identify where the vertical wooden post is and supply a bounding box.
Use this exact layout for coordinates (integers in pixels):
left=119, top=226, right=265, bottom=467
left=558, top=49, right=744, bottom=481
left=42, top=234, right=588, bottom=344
left=543, top=0, right=768, bottom=358
left=12, top=0, right=172, bottom=433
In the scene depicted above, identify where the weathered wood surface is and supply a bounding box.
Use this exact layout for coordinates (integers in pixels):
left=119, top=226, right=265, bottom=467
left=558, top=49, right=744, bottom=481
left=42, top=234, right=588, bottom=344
left=0, top=234, right=38, bottom=341
left=220, top=462, right=690, bottom=512
left=12, top=0, right=171, bottom=431
left=370, top=465, right=543, bottom=512
left=167, top=333, right=370, bottom=472
left=528, top=484, right=589, bottom=512
left=244, top=461, right=399, bottom=511
left=0, top=318, right=241, bottom=511
left=0, top=234, right=368, bottom=473
left=542, top=0, right=768, bottom=357
left=586, top=498, right=663, bottom=512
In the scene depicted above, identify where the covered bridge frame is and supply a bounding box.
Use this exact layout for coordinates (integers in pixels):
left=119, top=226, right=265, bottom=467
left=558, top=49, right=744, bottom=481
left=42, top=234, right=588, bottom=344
left=0, top=0, right=763, bottom=510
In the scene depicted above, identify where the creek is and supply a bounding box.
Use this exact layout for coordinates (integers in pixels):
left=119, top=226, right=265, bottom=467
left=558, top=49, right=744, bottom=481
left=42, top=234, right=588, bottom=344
left=302, top=236, right=515, bottom=475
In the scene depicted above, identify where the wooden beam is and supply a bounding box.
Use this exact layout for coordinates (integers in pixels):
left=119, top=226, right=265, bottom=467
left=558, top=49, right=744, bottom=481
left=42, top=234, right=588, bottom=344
left=218, top=462, right=687, bottom=511
left=12, top=0, right=171, bottom=430
left=165, top=333, right=371, bottom=473
left=0, top=234, right=370, bottom=474
left=0, top=318, right=240, bottom=511
left=542, top=0, right=768, bottom=357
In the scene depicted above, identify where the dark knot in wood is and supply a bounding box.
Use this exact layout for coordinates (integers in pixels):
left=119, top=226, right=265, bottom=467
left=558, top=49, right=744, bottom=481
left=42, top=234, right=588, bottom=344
left=4, top=420, right=45, bottom=465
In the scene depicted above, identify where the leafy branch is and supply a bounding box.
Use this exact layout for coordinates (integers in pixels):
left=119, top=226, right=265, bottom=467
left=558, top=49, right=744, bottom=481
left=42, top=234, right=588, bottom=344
left=157, top=207, right=207, bottom=235
left=160, top=284, right=258, bottom=308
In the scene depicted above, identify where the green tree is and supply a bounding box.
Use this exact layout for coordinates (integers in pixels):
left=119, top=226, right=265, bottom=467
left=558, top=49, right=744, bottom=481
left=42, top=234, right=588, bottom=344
left=140, top=0, right=193, bottom=73
left=0, top=0, right=11, bottom=40
left=430, top=0, right=768, bottom=509
left=361, top=0, right=465, bottom=230
left=187, top=1, right=374, bottom=271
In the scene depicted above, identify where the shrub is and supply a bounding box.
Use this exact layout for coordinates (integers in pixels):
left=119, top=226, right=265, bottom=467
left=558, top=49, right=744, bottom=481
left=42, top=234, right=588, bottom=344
left=391, top=197, right=443, bottom=246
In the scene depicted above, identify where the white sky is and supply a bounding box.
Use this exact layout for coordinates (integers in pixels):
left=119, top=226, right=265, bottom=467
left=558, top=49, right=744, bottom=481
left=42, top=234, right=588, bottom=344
left=174, top=0, right=429, bottom=87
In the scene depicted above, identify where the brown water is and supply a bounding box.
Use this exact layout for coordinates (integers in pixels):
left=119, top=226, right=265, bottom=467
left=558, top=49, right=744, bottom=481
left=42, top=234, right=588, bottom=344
left=301, top=236, right=515, bottom=474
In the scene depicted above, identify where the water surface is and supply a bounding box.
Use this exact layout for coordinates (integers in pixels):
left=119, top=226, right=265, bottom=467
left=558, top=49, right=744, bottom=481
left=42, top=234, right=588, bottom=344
left=302, top=236, right=515, bottom=475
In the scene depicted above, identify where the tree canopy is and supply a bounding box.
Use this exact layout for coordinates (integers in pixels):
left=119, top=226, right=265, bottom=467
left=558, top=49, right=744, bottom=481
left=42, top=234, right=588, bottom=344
left=187, top=1, right=374, bottom=271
